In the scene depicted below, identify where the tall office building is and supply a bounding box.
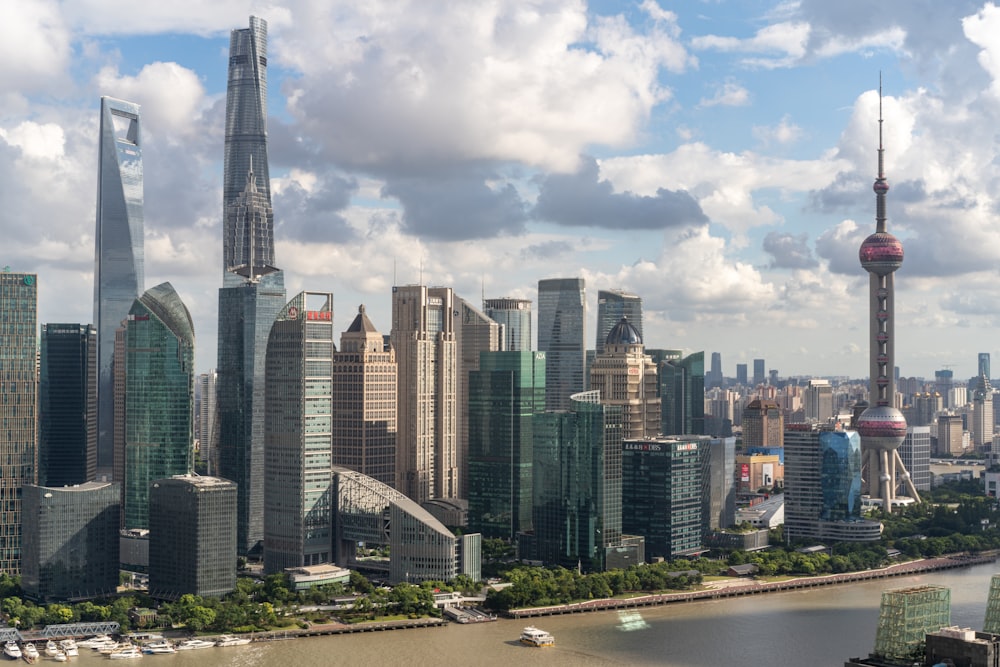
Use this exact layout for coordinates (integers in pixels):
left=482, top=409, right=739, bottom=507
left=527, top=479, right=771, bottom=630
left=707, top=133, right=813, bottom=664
left=971, top=374, right=994, bottom=451
left=661, top=350, right=705, bottom=436
left=217, top=16, right=286, bottom=555
left=595, top=289, right=641, bottom=356
left=935, top=369, right=954, bottom=408
left=455, top=296, right=502, bottom=499
left=981, top=353, right=991, bottom=381
left=530, top=391, right=634, bottom=571
left=911, top=392, right=943, bottom=427
left=704, top=436, right=737, bottom=531
left=752, top=358, right=765, bottom=386
left=708, top=352, right=723, bottom=389
left=936, top=414, right=965, bottom=456
left=149, top=475, right=237, bottom=599
left=622, top=436, right=708, bottom=560
left=467, top=351, right=545, bottom=540
left=855, top=87, right=920, bottom=509
left=21, top=482, right=119, bottom=602
left=197, top=371, right=217, bottom=475
left=123, top=283, right=195, bottom=530
left=332, top=305, right=397, bottom=488
left=0, top=271, right=37, bottom=573
left=804, top=379, right=834, bottom=423
left=900, top=427, right=931, bottom=493
left=391, top=285, right=458, bottom=503
left=39, top=323, right=97, bottom=486
left=94, top=97, right=144, bottom=474
left=483, top=297, right=532, bottom=352
left=742, top=399, right=783, bottom=449
left=589, top=318, right=659, bottom=440
left=264, top=292, right=335, bottom=574
left=736, top=363, right=748, bottom=386
left=223, top=15, right=272, bottom=285
left=538, top=278, right=586, bottom=411
left=783, top=425, right=881, bottom=543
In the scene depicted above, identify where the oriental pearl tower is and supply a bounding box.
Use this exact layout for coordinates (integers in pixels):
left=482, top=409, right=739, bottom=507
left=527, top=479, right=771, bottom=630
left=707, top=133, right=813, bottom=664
left=855, top=83, right=921, bottom=510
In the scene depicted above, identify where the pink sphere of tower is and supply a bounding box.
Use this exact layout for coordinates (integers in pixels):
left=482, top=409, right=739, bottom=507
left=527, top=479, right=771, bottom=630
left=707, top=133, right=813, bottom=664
left=855, top=404, right=907, bottom=451
left=859, top=231, right=903, bottom=275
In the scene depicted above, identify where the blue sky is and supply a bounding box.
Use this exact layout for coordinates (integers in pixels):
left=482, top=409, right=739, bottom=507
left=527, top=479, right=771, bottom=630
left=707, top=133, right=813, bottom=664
left=4, top=0, right=1000, bottom=381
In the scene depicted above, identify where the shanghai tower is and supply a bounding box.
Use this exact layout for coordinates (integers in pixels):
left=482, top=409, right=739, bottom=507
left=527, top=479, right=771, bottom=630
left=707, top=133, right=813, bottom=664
left=94, top=96, right=144, bottom=475
left=855, top=84, right=920, bottom=510
left=216, top=15, right=286, bottom=556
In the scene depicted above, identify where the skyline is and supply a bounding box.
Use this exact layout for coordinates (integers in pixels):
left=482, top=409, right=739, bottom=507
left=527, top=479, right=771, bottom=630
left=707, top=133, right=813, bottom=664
left=6, top=1, right=1000, bottom=378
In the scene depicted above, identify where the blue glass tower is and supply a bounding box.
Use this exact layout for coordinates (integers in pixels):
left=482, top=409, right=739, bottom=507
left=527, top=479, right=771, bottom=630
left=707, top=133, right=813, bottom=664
left=538, top=278, right=585, bottom=412
left=217, top=16, right=285, bottom=555
left=94, top=96, right=144, bottom=473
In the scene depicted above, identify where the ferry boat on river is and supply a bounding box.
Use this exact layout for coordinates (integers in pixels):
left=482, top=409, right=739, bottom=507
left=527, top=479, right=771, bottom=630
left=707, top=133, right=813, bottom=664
left=519, top=626, right=555, bottom=647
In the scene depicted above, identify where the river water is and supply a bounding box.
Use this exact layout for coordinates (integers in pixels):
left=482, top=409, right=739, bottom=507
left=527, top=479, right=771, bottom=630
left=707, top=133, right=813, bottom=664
left=58, top=561, right=999, bottom=666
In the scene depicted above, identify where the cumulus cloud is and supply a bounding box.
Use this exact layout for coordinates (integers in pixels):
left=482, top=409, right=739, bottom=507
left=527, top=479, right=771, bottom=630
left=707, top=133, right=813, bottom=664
left=533, top=156, right=706, bottom=230
left=273, top=169, right=358, bottom=244
left=279, top=0, right=693, bottom=174
left=698, top=80, right=750, bottom=108
left=763, top=231, right=817, bottom=269
left=752, top=115, right=803, bottom=146
left=0, top=2, right=73, bottom=96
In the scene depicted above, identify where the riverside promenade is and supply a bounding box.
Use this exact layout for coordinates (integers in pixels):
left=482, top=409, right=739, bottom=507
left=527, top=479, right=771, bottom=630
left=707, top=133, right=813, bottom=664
left=508, top=552, right=998, bottom=619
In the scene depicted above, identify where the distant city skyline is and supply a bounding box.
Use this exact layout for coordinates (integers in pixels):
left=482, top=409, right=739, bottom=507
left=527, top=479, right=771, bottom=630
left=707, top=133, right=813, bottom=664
left=7, top=2, right=1000, bottom=379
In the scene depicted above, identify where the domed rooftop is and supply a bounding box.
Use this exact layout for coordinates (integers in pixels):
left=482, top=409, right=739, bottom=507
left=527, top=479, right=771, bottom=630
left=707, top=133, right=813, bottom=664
left=859, top=231, right=904, bottom=275
left=605, top=316, right=642, bottom=347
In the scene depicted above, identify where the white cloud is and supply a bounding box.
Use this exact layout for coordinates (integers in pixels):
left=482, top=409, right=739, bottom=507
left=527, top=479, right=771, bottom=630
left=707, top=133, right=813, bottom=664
left=698, top=81, right=750, bottom=108
left=93, top=62, right=209, bottom=141
left=752, top=115, right=803, bottom=146
left=0, top=2, right=73, bottom=96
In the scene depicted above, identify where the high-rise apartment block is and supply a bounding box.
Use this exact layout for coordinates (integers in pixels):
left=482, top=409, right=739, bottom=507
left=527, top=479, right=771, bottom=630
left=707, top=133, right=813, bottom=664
left=455, top=296, right=502, bottom=499
left=0, top=271, right=37, bottom=573
left=21, top=482, right=119, bottom=602
left=590, top=318, right=659, bottom=439
left=804, top=379, right=834, bottom=423
left=391, top=285, right=458, bottom=503
left=742, top=399, right=783, bottom=449
left=264, top=292, right=335, bottom=574
left=936, top=414, right=965, bottom=456
left=332, top=305, right=397, bottom=488
left=39, top=323, right=97, bottom=486
left=483, top=297, right=532, bottom=352
left=149, top=475, right=237, bottom=599
left=122, top=283, right=195, bottom=530
left=971, top=375, right=994, bottom=451
left=661, top=351, right=705, bottom=436
left=95, top=97, right=144, bottom=474
left=736, top=363, right=748, bottom=386
left=595, top=289, right=641, bottom=356
left=216, top=16, right=286, bottom=555
left=900, top=427, right=931, bottom=493
left=538, top=278, right=586, bottom=411
left=467, top=351, right=545, bottom=540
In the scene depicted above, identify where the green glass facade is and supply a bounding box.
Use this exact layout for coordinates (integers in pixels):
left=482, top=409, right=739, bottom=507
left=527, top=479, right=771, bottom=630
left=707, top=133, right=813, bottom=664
left=531, top=391, right=622, bottom=571
left=467, top=351, right=545, bottom=540
left=124, top=282, right=195, bottom=529
left=622, top=437, right=706, bottom=560
left=0, top=272, right=37, bottom=574
left=819, top=429, right=863, bottom=522
left=660, top=350, right=705, bottom=436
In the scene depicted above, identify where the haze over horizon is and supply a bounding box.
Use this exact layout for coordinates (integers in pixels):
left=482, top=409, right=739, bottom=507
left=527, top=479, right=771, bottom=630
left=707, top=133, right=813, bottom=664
left=4, top=1, right=1000, bottom=380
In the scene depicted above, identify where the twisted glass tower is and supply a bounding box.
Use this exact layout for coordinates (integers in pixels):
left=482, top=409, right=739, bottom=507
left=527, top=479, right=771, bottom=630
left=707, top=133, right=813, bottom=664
left=223, top=15, right=273, bottom=286
left=217, top=16, right=285, bottom=555
left=94, top=97, right=144, bottom=473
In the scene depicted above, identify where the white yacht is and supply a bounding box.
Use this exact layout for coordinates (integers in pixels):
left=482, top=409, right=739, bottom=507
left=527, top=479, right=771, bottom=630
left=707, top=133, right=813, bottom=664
left=519, top=626, right=555, bottom=647
left=22, top=643, right=39, bottom=661
left=175, top=639, right=216, bottom=650
left=108, top=644, right=143, bottom=660
left=57, top=639, right=79, bottom=657
left=141, top=641, right=176, bottom=655
left=215, top=635, right=252, bottom=647
left=44, top=641, right=60, bottom=657
left=2, top=641, right=21, bottom=660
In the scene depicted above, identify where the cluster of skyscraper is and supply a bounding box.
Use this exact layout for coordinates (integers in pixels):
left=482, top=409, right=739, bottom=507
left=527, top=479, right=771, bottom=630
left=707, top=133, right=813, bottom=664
left=3, top=24, right=990, bottom=609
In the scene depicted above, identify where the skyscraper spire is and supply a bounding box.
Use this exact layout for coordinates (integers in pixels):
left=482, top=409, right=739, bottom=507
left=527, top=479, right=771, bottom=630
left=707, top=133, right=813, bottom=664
left=856, top=80, right=920, bottom=509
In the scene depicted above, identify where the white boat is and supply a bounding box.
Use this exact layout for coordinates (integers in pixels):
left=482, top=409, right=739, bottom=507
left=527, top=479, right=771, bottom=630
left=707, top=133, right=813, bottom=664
left=51, top=652, right=67, bottom=663
left=57, top=640, right=78, bottom=657
left=44, top=642, right=59, bottom=657
left=215, top=635, right=252, bottom=647
left=519, top=626, right=555, bottom=647
left=22, top=643, right=39, bottom=661
left=77, top=635, right=112, bottom=649
left=98, top=642, right=123, bottom=655
left=108, top=645, right=143, bottom=660
left=2, top=641, right=20, bottom=660
left=175, top=639, right=216, bottom=650
left=141, top=641, right=175, bottom=655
